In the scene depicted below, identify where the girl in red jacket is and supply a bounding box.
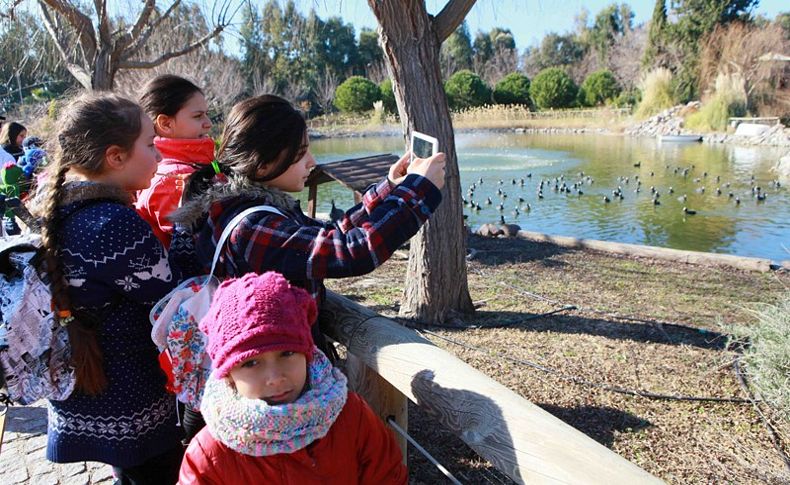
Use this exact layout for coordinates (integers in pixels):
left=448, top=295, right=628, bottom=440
left=179, top=271, right=407, bottom=484
left=136, top=74, right=214, bottom=248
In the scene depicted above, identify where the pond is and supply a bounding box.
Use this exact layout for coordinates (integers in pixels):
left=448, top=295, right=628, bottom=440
left=305, top=132, right=789, bottom=262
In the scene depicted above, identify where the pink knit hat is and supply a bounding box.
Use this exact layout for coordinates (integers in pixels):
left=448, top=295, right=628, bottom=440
left=199, top=271, right=317, bottom=378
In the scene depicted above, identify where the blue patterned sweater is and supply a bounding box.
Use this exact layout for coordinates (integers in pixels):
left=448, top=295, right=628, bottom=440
left=45, top=182, right=181, bottom=468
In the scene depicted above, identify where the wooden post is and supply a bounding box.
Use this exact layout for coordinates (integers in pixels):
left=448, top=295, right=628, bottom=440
left=321, top=291, right=663, bottom=485
left=307, top=183, right=317, bottom=218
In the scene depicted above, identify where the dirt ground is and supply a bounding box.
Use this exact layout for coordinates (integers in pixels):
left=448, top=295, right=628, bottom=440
left=325, top=234, right=790, bottom=484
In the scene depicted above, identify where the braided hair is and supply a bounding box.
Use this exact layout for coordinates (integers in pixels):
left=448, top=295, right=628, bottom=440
left=38, top=93, right=143, bottom=395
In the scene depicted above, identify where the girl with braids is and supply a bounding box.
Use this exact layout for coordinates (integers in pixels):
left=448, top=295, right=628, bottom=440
left=168, top=94, right=445, bottom=441
left=135, top=74, right=214, bottom=249
left=33, top=93, right=183, bottom=484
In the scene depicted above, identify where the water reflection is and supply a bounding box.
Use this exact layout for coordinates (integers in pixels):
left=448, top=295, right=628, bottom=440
left=306, top=133, right=789, bottom=261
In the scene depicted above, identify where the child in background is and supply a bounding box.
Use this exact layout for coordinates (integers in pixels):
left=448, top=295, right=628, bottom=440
left=136, top=74, right=213, bottom=248
left=179, top=271, right=407, bottom=484
left=33, top=93, right=182, bottom=483
left=0, top=121, right=27, bottom=160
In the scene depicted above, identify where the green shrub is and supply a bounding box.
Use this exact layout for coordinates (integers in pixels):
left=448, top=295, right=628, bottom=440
left=725, top=294, right=790, bottom=422
left=493, top=72, right=531, bottom=105
left=379, top=79, right=397, bottom=113
left=685, top=73, right=747, bottom=132
left=612, top=89, right=641, bottom=109
left=581, top=69, right=621, bottom=107
left=635, top=68, right=677, bottom=119
left=530, top=67, right=578, bottom=109
left=334, top=76, right=381, bottom=113
left=444, top=69, right=491, bottom=110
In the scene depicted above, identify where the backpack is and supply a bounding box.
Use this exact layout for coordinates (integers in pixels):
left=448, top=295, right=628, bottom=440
left=149, top=204, right=283, bottom=410
left=0, top=234, right=75, bottom=405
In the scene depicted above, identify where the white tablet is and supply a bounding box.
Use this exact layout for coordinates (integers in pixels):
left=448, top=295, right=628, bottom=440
left=411, top=131, right=439, bottom=162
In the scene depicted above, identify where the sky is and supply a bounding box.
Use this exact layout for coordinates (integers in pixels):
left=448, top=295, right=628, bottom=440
left=297, top=0, right=788, bottom=49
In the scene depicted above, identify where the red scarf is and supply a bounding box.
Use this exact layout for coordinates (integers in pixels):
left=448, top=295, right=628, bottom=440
left=154, top=136, right=215, bottom=166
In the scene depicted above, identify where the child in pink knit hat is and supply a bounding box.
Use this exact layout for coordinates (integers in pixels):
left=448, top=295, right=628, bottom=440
left=179, top=271, right=406, bottom=484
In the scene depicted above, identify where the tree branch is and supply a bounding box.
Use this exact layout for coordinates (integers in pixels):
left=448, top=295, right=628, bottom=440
left=38, top=2, right=92, bottom=89
left=118, top=25, right=224, bottom=69
left=433, top=0, right=477, bottom=42
left=124, top=0, right=183, bottom=57
left=38, top=0, right=97, bottom=61
left=94, top=0, right=111, bottom=45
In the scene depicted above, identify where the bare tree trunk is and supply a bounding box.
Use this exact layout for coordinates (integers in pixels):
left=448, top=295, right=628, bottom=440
left=368, top=0, right=475, bottom=323
left=92, top=47, right=115, bottom=91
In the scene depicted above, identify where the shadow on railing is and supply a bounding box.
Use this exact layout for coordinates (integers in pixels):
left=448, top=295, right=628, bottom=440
left=320, top=290, right=663, bottom=485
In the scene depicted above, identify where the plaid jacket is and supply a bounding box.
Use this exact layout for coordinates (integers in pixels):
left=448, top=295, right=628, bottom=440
left=178, top=174, right=442, bottom=305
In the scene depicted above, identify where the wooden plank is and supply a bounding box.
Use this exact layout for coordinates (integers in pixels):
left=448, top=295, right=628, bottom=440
left=305, top=154, right=398, bottom=193
left=515, top=230, right=773, bottom=272
left=307, top=184, right=317, bottom=218
left=321, top=291, right=663, bottom=485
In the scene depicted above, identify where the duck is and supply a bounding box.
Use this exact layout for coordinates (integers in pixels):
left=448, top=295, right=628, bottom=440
left=652, top=197, right=661, bottom=206
left=756, top=193, right=767, bottom=202
left=715, top=187, right=721, bottom=196
left=668, top=186, right=674, bottom=194
left=633, top=161, right=641, bottom=167
left=499, top=215, right=506, bottom=225
left=329, top=200, right=345, bottom=223
left=603, top=196, right=611, bottom=203
left=538, top=191, right=544, bottom=199
left=526, top=173, right=532, bottom=178
left=486, top=197, right=492, bottom=205
left=497, top=203, right=505, bottom=211
left=678, top=194, right=687, bottom=202
left=735, top=197, right=740, bottom=205
left=524, top=204, right=531, bottom=212
left=682, top=207, right=697, bottom=215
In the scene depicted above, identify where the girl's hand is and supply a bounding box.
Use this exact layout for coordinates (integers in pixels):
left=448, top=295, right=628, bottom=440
left=407, top=152, right=446, bottom=190
left=387, top=152, right=411, bottom=186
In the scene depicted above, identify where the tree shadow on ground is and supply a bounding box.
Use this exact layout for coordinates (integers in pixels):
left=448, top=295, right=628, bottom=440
left=4, top=405, right=47, bottom=436
left=431, top=310, right=727, bottom=350
left=407, top=370, right=519, bottom=484
left=537, top=403, right=652, bottom=448
left=467, top=234, right=575, bottom=267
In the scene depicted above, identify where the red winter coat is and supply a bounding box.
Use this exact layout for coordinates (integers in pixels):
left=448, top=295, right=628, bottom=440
left=178, top=392, right=407, bottom=484
left=135, top=137, right=215, bottom=249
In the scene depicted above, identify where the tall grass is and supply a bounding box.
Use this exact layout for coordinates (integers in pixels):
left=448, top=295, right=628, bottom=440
left=726, top=293, right=790, bottom=423
left=686, top=73, right=748, bottom=132
left=634, top=68, right=677, bottom=119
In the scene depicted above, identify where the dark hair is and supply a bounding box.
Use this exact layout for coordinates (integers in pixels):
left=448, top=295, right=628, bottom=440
left=139, top=74, right=203, bottom=120
left=182, top=95, right=307, bottom=202
left=39, top=93, right=143, bottom=396
left=0, top=121, right=26, bottom=147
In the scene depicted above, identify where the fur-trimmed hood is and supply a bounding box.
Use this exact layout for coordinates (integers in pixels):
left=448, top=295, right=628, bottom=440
left=169, top=173, right=299, bottom=227
left=29, top=181, right=131, bottom=217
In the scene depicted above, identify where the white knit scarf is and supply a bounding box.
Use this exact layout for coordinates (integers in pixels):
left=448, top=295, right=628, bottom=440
left=200, top=348, right=348, bottom=456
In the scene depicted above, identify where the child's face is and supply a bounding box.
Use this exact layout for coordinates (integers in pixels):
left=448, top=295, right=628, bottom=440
left=114, top=114, right=161, bottom=191
left=15, top=130, right=27, bottom=147
left=155, top=92, right=212, bottom=139
left=229, top=350, right=308, bottom=404
left=260, top=144, right=317, bottom=193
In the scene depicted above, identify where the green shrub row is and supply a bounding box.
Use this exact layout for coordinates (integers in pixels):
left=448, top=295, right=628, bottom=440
left=333, top=68, right=623, bottom=113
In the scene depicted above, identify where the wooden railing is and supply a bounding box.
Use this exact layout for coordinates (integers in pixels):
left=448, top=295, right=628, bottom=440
left=321, top=290, right=663, bottom=484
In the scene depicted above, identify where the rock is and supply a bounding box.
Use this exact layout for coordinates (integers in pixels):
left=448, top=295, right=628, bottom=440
left=500, top=224, right=522, bottom=237
left=476, top=223, right=504, bottom=237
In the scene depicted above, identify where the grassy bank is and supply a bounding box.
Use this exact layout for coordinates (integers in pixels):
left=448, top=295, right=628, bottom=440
left=308, top=105, right=633, bottom=137
left=327, top=235, right=790, bottom=484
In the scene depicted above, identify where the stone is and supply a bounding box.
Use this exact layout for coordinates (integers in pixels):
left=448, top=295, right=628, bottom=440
left=476, top=223, right=503, bottom=237
left=58, top=462, right=87, bottom=478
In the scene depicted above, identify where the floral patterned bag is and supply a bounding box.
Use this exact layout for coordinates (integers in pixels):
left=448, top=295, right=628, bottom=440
left=149, top=205, right=283, bottom=410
